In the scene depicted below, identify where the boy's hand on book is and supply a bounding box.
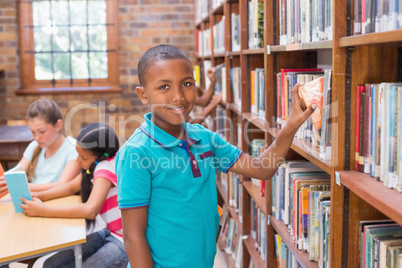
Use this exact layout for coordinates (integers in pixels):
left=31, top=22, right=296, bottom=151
left=20, top=197, right=44, bottom=217
left=287, top=83, right=317, bottom=130
left=0, top=176, right=8, bottom=198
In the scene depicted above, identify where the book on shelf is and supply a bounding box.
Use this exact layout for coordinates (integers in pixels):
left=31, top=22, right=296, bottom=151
left=250, top=68, right=265, bottom=118
left=231, top=13, right=241, bottom=52
left=194, top=0, right=209, bottom=24
left=355, top=82, right=402, bottom=191
left=279, top=0, right=333, bottom=45
left=194, top=65, right=201, bottom=88
left=274, top=234, right=302, bottom=268
left=250, top=138, right=266, bottom=196
left=213, top=16, right=225, bottom=54
left=214, top=62, right=227, bottom=103
left=250, top=200, right=267, bottom=261
left=203, top=60, right=212, bottom=91
left=230, top=67, right=241, bottom=109
left=353, top=0, right=402, bottom=35
left=248, top=0, right=264, bottom=49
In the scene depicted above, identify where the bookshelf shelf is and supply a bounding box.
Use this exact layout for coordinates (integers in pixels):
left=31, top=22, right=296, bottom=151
left=243, top=48, right=265, bottom=55
left=213, top=53, right=226, bottom=57
left=339, top=171, right=402, bottom=226
left=269, top=41, right=333, bottom=52
left=268, top=128, right=333, bottom=174
left=243, top=181, right=267, bottom=215
left=243, top=113, right=267, bottom=132
left=228, top=51, right=241, bottom=56
left=211, top=3, right=224, bottom=15
left=243, top=236, right=266, bottom=268
left=226, top=103, right=242, bottom=115
left=339, top=29, right=402, bottom=47
left=270, top=217, right=319, bottom=268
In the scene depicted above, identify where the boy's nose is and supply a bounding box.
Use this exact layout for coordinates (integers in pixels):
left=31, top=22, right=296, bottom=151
left=171, top=86, right=185, bottom=103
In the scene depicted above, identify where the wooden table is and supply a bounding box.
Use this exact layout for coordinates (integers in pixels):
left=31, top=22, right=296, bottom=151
left=0, top=195, right=86, bottom=267
left=0, top=125, right=33, bottom=168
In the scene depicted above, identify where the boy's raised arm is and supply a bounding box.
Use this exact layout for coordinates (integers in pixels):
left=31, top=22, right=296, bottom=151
left=121, top=207, right=154, bottom=268
left=229, top=84, right=317, bottom=180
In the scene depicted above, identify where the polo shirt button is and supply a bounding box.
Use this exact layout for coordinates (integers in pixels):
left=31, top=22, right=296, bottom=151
left=192, top=160, right=197, bottom=165
left=178, top=143, right=182, bottom=147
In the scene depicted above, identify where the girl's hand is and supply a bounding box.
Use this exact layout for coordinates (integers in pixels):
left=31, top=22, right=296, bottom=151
left=20, top=197, right=45, bottom=217
left=286, top=83, right=317, bottom=132
left=0, top=176, right=8, bottom=198
left=207, top=67, right=216, bottom=82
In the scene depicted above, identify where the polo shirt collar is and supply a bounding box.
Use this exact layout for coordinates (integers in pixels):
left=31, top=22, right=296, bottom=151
left=140, top=113, right=202, bottom=148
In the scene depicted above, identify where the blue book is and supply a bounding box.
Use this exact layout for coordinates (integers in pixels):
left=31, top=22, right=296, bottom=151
left=4, top=165, right=32, bottom=213
left=370, top=84, right=377, bottom=177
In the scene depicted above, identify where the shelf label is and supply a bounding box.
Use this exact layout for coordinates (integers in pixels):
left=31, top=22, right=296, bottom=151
left=267, top=214, right=270, bottom=225
left=335, top=171, right=341, bottom=186
left=266, top=45, right=271, bottom=55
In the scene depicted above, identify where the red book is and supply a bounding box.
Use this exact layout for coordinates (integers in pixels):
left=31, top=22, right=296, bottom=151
left=280, top=68, right=322, bottom=123
left=298, top=76, right=325, bottom=131
left=0, top=163, right=5, bottom=199
left=355, top=85, right=366, bottom=170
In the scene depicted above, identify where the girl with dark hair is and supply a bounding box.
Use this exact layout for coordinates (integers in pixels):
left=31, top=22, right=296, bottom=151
left=0, top=99, right=81, bottom=196
left=20, top=123, right=128, bottom=268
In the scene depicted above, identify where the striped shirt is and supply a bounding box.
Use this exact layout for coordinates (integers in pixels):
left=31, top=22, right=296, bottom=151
left=94, top=157, right=122, bottom=240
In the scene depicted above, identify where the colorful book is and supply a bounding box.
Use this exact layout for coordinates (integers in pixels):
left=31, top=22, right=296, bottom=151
left=298, top=76, right=325, bottom=131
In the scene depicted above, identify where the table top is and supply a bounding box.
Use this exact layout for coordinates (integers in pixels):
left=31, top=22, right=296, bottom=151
left=0, top=125, right=33, bottom=143
left=0, top=195, right=86, bottom=263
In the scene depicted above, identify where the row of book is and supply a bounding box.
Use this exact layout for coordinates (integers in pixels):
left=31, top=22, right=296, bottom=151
left=229, top=172, right=243, bottom=222
left=271, top=161, right=331, bottom=266
left=354, top=83, right=402, bottom=192
left=195, top=0, right=209, bottom=24
left=276, top=68, right=332, bottom=161
left=219, top=205, right=243, bottom=268
left=213, top=17, right=225, bottom=55
left=248, top=0, right=264, bottom=49
left=232, top=13, right=241, bottom=52
left=251, top=68, right=266, bottom=119
left=230, top=67, right=242, bottom=110
left=196, top=28, right=212, bottom=57
left=215, top=105, right=227, bottom=140
left=359, top=219, right=402, bottom=268
left=353, top=0, right=402, bottom=35
left=214, top=63, right=228, bottom=103
left=279, top=0, right=333, bottom=45
left=250, top=139, right=266, bottom=197
left=274, top=234, right=303, bottom=268
left=250, top=200, right=267, bottom=262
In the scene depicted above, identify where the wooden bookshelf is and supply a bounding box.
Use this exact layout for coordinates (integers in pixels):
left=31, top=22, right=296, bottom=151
left=243, top=181, right=267, bottom=215
left=243, top=236, right=266, bottom=268
left=195, top=0, right=402, bottom=266
left=339, top=29, right=402, bottom=47
left=243, top=113, right=267, bottom=132
left=339, top=171, right=402, bottom=226
left=268, top=128, right=333, bottom=174
left=269, top=40, right=333, bottom=52
left=270, top=217, right=319, bottom=268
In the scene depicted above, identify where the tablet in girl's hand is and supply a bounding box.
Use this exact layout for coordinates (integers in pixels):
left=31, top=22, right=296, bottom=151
left=4, top=165, right=32, bottom=213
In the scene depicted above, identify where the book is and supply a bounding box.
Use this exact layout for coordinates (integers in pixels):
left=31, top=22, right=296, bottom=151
left=4, top=164, right=32, bottom=213
left=0, top=163, right=5, bottom=199
left=298, top=76, right=325, bottom=131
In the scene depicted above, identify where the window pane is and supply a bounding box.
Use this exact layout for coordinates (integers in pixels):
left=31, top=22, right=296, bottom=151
left=69, top=1, right=87, bottom=25
left=51, top=1, right=69, bottom=25
left=88, top=1, right=106, bottom=24
left=35, top=53, right=53, bottom=80
left=53, top=53, right=71, bottom=79
left=34, top=27, right=52, bottom=52
left=70, top=26, right=88, bottom=52
left=33, top=2, right=51, bottom=26
left=53, top=26, right=70, bottom=52
left=72, top=53, right=89, bottom=79
left=89, top=52, right=107, bottom=78
left=88, top=25, right=107, bottom=51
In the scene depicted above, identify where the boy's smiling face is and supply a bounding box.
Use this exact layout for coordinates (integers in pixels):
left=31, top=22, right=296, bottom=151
left=136, top=59, right=196, bottom=136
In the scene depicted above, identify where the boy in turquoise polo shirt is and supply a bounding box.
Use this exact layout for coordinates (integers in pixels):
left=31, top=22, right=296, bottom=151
left=116, top=45, right=316, bottom=268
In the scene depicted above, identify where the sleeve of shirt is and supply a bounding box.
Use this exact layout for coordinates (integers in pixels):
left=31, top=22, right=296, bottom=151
left=209, top=130, right=243, bottom=174
left=116, top=144, right=152, bottom=209
left=23, top=140, right=39, bottom=161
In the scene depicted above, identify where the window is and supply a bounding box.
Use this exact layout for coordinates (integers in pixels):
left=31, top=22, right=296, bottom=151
left=18, top=0, right=120, bottom=94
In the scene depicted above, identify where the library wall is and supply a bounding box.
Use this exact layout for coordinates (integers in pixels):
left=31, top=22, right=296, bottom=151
left=0, top=0, right=195, bottom=142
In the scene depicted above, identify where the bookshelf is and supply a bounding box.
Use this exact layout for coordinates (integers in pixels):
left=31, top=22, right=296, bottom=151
left=195, top=0, right=402, bottom=267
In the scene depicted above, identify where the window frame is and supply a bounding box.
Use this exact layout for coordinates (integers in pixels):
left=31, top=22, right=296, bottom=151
left=18, top=0, right=120, bottom=95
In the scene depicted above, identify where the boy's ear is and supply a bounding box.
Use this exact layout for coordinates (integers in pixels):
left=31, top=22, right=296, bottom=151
left=135, top=86, right=149, bottom=105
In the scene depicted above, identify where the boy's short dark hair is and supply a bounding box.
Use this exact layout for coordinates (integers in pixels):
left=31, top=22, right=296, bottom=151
left=138, top=44, right=191, bottom=86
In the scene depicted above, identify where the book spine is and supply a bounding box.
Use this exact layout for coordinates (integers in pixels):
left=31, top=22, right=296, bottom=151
left=356, top=85, right=366, bottom=170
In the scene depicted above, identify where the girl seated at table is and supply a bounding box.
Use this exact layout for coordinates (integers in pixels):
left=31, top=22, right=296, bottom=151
left=21, top=122, right=128, bottom=268
left=0, top=99, right=81, bottom=196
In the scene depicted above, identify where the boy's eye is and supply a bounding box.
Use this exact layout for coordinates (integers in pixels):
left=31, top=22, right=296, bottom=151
left=183, top=82, right=192, bottom=87
left=159, top=85, right=169, bottom=90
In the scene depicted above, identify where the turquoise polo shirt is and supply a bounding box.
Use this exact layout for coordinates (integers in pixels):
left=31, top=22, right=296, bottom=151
left=116, top=112, right=242, bottom=268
